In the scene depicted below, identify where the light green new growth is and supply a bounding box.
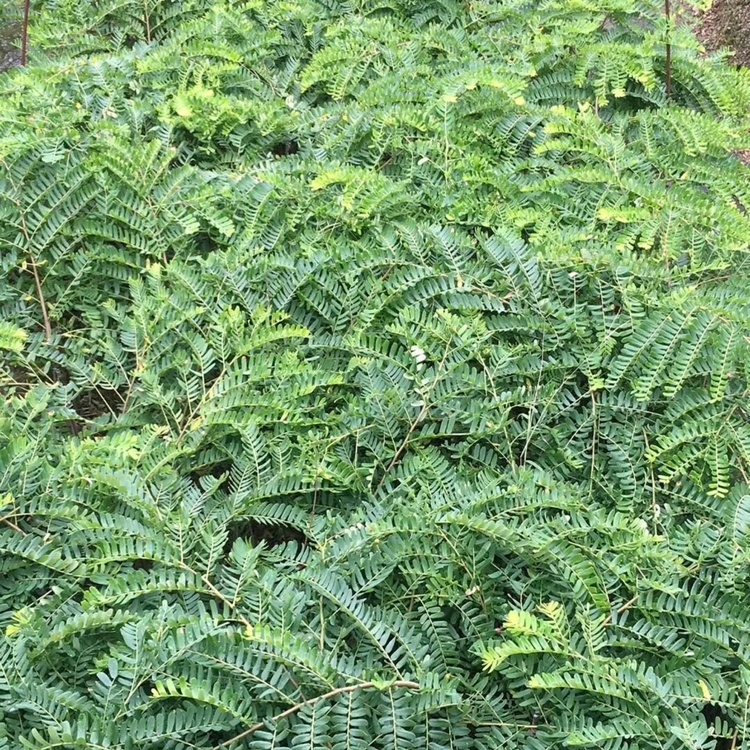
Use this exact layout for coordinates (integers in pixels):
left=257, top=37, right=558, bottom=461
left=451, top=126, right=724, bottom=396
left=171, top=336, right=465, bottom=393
left=1, top=0, right=749, bottom=748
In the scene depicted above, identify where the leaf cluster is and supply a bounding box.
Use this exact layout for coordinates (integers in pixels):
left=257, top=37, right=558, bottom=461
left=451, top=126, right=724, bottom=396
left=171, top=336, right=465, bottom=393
left=1, top=0, right=750, bottom=748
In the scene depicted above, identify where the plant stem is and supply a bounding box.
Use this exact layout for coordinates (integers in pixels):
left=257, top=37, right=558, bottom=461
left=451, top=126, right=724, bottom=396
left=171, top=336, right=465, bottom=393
left=602, top=595, right=639, bottom=626
left=18, top=214, right=52, bottom=342
left=20, top=0, right=30, bottom=66
left=664, top=0, right=672, bottom=99
left=216, top=681, right=420, bottom=748
left=29, top=256, right=51, bottom=341
left=143, top=0, right=151, bottom=42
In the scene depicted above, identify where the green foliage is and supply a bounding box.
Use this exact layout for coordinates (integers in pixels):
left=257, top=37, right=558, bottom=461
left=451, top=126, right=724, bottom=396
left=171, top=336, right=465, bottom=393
left=1, top=0, right=750, bottom=748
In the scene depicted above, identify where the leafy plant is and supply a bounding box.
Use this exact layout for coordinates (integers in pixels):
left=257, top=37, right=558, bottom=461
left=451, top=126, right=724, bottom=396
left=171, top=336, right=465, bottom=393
left=1, top=0, right=750, bottom=749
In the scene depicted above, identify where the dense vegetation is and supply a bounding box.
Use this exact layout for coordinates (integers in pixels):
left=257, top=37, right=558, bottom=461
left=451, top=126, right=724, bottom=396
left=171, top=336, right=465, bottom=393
left=1, top=0, right=750, bottom=748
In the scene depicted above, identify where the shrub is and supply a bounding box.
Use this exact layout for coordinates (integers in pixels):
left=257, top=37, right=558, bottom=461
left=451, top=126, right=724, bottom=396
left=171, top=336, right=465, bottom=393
left=1, top=0, right=750, bottom=748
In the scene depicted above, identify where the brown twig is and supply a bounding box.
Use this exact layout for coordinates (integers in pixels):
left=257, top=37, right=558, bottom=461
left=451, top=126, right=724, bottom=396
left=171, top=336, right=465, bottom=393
left=18, top=214, right=52, bottom=342
left=20, top=0, right=30, bottom=66
left=0, top=514, right=24, bottom=534
left=664, top=0, right=672, bottom=99
left=216, top=681, right=420, bottom=749
left=602, top=594, right=639, bottom=627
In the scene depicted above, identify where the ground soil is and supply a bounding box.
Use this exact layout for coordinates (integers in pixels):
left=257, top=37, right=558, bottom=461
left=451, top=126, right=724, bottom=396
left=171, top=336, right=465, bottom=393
left=0, top=23, right=20, bottom=72
left=694, top=0, right=750, bottom=66
left=691, top=1, right=750, bottom=166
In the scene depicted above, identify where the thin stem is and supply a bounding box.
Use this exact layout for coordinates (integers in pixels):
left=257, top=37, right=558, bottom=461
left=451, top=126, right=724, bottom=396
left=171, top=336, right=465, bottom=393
left=29, top=257, right=51, bottom=341
left=143, top=0, right=151, bottom=43
left=20, top=0, right=30, bottom=66
left=18, top=213, right=52, bottom=342
left=602, top=595, right=639, bottom=627
left=0, top=514, right=24, bottom=534
left=376, top=343, right=451, bottom=491
left=177, top=561, right=251, bottom=629
left=664, top=0, right=672, bottom=99
left=216, top=681, right=420, bottom=749
left=476, top=722, right=543, bottom=730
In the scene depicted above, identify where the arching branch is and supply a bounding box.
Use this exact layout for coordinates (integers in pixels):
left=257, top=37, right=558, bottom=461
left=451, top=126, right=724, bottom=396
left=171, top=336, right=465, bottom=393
left=216, top=680, right=421, bottom=748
